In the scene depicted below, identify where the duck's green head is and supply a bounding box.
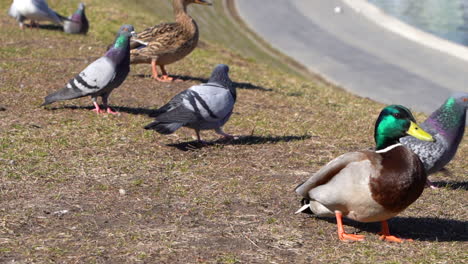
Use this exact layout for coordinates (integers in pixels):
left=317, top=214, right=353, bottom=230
left=374, top=105, right=434, bottom=150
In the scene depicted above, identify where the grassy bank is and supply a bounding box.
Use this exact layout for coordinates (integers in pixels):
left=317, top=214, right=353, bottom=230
left=0, top=0, right=467, bottom=263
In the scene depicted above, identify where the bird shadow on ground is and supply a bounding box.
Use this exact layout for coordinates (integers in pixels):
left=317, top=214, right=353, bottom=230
left=431, top=181, right=468, bottom=190
left=37, top=24, right=64, bottom=31
left=167, top=134, right=312, bottom=151
left=45, top=105, right=158, bottom=116
left=131, top=74, right=273, bottom=92
left=313, top=216, right=467, bottom=242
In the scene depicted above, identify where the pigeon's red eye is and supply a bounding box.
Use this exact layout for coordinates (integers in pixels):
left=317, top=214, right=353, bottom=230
left=463, top=98, right=468, bottom=102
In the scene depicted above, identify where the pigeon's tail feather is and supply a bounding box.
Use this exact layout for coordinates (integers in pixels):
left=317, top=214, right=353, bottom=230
left=144, top=121, right=183, bottom=135
left=149, top=108, right=169, bottom=118
left=41, top=87, right=84, bottom=106
left=8, top=6, right=16, bottom=18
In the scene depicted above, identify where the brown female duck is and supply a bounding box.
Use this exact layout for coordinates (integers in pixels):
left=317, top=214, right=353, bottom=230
left=130, top=0, right=211, bottom=82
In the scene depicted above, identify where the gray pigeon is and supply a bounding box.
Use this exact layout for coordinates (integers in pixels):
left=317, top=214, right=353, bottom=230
left=42, top=25, right=135, bottom=114
left=145, top=64, right=236, bottom=141
left=8, top=0, right=68, bottom=29
left=400, top=92, right=468, bottom=187
left=63, top=3, right=88, bottom=34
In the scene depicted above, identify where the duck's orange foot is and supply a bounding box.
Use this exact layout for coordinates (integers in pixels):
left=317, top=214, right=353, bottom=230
left=379, top=235, right=412, bottom=243
left=338, top=232, right=365, bottom=242
left=156, top=75, right=175, bottom=82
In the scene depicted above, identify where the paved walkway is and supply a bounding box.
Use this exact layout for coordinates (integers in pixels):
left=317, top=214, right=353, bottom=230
left=236, top=0, right=468, bottom=114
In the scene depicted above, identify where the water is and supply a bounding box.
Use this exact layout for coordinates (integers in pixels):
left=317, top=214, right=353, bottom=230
left=368, top=0, right=468, bottom=46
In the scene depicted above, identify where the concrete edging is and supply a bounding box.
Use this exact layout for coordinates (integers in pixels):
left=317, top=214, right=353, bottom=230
left=342, top=0, right=468, bottom=63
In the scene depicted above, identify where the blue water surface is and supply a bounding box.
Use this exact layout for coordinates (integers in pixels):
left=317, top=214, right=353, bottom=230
left=368, top=0, right=468, bottom=46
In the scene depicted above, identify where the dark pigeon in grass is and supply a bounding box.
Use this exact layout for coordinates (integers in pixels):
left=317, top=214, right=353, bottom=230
left=64, top=3, right=88, bottom=34
left=145, top=64, right=236, bottom=141
left=42, top=25, right=135, bottom=114
left=400, top=92, right=468, bottom=188
left=8, top=0, right=68, bottom=29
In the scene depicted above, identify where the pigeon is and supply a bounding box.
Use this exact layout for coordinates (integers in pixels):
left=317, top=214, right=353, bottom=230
left=8, top=0, right=68, bottom=29
left=145, top=64, right=236, bottom=141
left=400, top=92, right=468, bottom=187
left=7, top=2, right=23, bottom=23
left=42, top=25, right=135, bottom=114
left=63, top=3, right=88, bottom=34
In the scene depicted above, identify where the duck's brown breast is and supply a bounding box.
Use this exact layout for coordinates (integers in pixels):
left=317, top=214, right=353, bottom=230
left=368, top=145, right=427, bottom=213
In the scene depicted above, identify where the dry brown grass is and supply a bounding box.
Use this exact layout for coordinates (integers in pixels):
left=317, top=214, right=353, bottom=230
left=1, top=0, right=467, bottom=263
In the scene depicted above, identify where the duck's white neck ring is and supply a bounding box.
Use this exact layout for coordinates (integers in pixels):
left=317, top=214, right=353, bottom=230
left=375, top=143, right=403, bottom=153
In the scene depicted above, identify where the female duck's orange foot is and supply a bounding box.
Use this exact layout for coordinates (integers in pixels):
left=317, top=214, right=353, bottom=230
left=379, top=235, right=413, bottom=243
left=156, top=75, right=174, bottom=82
left=338, top=232, right=365, bottom=242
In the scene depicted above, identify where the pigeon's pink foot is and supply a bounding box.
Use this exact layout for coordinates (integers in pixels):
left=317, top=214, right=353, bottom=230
left=92, top=102, right=105, bottom=114
left=426, top=180, right=438, bottom=189
left=92, top=108, right=106, bottom=114
left=106, top=107, right=119, bottom=115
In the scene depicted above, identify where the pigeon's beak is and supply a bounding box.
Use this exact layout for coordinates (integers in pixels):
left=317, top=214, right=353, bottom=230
left=194, top=0, right=212, bottom=6
left=131, top=31, right=137, bottom=38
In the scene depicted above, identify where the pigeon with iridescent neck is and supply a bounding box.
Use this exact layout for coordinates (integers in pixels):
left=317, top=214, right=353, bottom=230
left=42, top=25, right=134, bottom=114
left=400, top=92, right=468, bottom=187
left=64, top=3, right=88, bottom=34
left=8, top=0, right=68, bottom=29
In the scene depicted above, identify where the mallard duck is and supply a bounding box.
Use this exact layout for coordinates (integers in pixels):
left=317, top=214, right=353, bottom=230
left=295, top=105, right=434, bottom=242
left=400, top=92, right=468, bottom=188
left=130, top=0, right=212, bottom=82
left=144, top=64, right=235, bottom=142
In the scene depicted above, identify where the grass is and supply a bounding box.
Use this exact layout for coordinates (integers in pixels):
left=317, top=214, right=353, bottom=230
left=1, top=0, right=467, bottom=263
